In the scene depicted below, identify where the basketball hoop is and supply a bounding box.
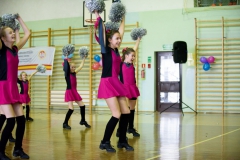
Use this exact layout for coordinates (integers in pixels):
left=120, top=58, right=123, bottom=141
left=85, top=19, right=97, bottom=24
left=85, top=19, right=97, bottom=32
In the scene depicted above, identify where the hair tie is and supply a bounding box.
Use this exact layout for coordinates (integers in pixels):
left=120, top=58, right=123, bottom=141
left=122, top=47, right=128, bottom=53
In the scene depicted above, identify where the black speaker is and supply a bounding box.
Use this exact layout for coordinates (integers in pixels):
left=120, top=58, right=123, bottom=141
left=172, top=41, right=187, bottom=63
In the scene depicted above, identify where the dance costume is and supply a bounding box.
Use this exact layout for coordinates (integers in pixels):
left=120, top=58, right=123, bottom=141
left=0, top=40, right=21, bottom=104
left=96, top=17, right=133, bottom=152
left=0, top=40, right=29, bottom=159
left=63, top=59, right=90, bottom=129
left=17, top=79, right=31, bottom=103
left=119, top=62, right=140, bottom=99
left=64, top=59, right=82, bottom=102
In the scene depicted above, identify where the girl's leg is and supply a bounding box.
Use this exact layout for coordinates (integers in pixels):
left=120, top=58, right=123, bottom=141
left=25, top=103, right=33, bottom=121
left=0, top=105, right=16, bottom=160
left=0, top=109, right=16, bottom=142
left=63, top=102, right=74, bottom=129
left=128, top=99, right=140, bottom=137
left=100, top=97, right=121, bottom=152
left=12, top=103, right=29, bottom=159
left=76, top=101, right=91, bottom=128
left=117, top=97, right=134, bottom=151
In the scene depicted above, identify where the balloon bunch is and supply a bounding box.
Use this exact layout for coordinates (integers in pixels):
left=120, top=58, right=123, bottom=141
left=92, top=55, right=102, bottom=70
left=200, top=56, right=215, bottom=71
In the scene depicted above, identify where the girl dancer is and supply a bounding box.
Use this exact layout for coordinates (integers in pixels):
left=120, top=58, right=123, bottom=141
left=0, top=15, right=30, bottom=159
left=63, top=56, right=91, bottom=129
left=94, top=11, right=134, bottom=152
left=119, top=38, right=141, bottom=137
left=18, top=70, right=38, bottom=121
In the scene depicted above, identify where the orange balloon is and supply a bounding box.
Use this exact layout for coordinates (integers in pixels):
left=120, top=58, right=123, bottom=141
left=92, top=62, right=100, bottom=70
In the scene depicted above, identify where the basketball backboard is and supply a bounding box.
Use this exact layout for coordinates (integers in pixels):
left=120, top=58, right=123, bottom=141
left=83, top=0, right=120, bottom=27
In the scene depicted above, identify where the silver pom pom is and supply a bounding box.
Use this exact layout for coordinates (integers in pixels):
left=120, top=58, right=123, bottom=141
left=105, top=21, right=120, bottom=31
left=36, top=64, right=46, bottom=73
left=62, top=44, right=75, bottom=56
left=109, top=2, right=126, bottom=22
left=85, top=0, right=105, bottom=14
left=130, top=28, right=147, bottom=41
left=79, top=46, right=89, bottom=59
left=1, top=13, right=20, bottom=30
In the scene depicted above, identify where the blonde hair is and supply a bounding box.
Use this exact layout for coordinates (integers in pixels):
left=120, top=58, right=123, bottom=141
left=0, top=26, right=11, bottom=38
left=19, top=71, right=27, bottom=80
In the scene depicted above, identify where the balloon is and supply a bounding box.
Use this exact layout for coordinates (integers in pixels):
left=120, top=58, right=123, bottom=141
left=203, top=63, right=210, bottom=71
left=99, top=59, right=102, bottom=66
left=92, top=62, right=100, bottom=70
left=207, top=56, right=215, bottom=63
left=62, top=53, right=74, bottom=60
left=200, top=57, right=208, bottom=63
left=94, top=55, right=101, bottom=62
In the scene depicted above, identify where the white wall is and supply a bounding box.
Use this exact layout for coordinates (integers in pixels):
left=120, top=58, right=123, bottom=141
left=0, top=0, right=193, bottom=21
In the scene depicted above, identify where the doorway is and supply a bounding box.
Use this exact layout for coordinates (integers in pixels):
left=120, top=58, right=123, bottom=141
left=155, top=51, right=182, bottom=112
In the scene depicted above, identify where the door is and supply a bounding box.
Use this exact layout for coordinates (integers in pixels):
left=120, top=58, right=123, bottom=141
left=156, top=51, right=182, bottom=112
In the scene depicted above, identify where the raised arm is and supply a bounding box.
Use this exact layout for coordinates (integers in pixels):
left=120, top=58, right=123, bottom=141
left=63, top=59, right=70, bottom=77
left=28, top=70, right=38, bottom=81
left=94, top=11, right=106, bottom=53
left=75, top=57, right=86, bottom=74
left=133, top=37, right=141, bottom=51
left=118, top=16, right=125, bottom=42
left=15, top=29, right=20, bottom=44
left=16, top=16, right=30, bottom=50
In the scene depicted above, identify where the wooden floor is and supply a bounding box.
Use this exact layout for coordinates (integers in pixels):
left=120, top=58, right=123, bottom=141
left=3, top=109, right=240, bottom=160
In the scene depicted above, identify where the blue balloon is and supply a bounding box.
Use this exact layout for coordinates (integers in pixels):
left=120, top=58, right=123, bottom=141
left=203, top=63, right=210, bottom=71
left=61, top=53, right=74, bottom=60
left=94, top=55, right=101, bottom=62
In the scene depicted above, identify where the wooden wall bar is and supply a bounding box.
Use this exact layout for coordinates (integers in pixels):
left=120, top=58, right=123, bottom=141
left=195, top=17, right=240, bottom=113
left=21, top=23, right=139, bottom=110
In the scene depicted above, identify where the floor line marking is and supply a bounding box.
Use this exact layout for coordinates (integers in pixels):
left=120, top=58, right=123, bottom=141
left=146, top=127, right=240, bottom=160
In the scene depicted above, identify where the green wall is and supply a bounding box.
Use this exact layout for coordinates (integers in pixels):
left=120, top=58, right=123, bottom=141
left=25, top=6, right=240, bottom=111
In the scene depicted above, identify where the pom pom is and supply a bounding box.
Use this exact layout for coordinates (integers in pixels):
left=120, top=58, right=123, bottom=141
left=130, top=28, right=147, bottom=40
left=105, top=21, right=120, bottom=31
left=85, top=0, right=105, bottom=14
left=62, top=44, right=75, bottom=56
left=79, top=46, right=89, bottom=59
left=109, top=2, right=126, bottom=22
left=36, top=64, right=46, bottom=73
left=1, top=13, right=20, bottom=30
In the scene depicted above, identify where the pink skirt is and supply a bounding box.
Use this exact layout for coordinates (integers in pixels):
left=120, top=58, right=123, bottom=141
left=124, top=84, right=140, bottom=99
left=0, top=81, right=21, bottom=105
left=65, top=89, right=82, bottom=102
left=98, top=77, right=128, bottom=99
left=20, top=94, right=31, bottom=103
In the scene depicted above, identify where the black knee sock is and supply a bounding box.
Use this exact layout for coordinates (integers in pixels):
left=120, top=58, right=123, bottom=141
left=0, top=114, right=6, bottom=131
left=64, top=109, right=74, bottom=124
left=15, top=115, right=25, bottom=150
left=128, top=109, right=135, bottom=129
left=0, top=117, right=15, bottom=153
left=80, top=105, right=85, bottom=122
left=26, top=105, right=30, bottom=119
left=102, top=116, right=119, bottom=143
left=119, top=114, right=130, bottom=143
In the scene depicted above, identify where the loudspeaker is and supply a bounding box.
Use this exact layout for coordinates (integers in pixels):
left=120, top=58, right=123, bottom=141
left=172, top=41, right=187, bottom=63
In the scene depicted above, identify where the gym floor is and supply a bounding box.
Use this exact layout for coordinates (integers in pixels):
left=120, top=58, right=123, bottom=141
left=3, top=109, right=240, bottom=160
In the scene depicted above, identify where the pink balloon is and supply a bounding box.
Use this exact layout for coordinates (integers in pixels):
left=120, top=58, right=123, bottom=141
left=207, top=56, right=215, bottom=63
left=99, top=59, right=102, bottom=66
left=92, top=62, right=100, bottom=70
